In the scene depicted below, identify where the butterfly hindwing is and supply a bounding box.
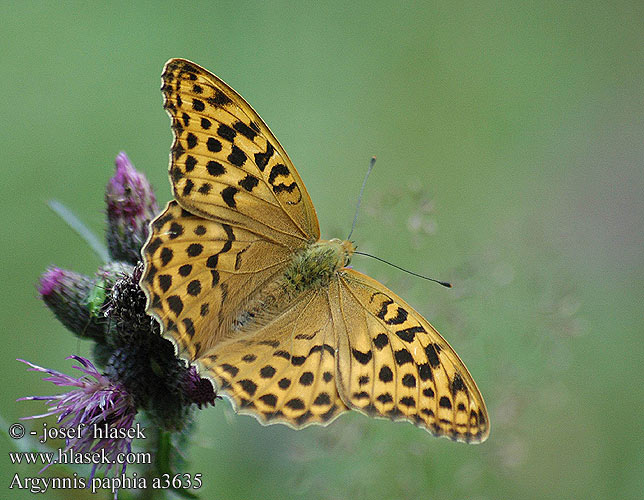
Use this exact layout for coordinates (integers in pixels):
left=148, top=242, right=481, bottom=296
left=198, top=288, right=348, bottom=428
left=334, top=269, right=489, bottom=443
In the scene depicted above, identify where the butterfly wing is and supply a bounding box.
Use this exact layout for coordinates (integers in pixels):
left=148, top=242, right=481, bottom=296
left=141, top=201, right=302, bottom=358
left=197, top=287, right=348, bottom=428
left=141, top=59, right=320, bottom=359
left=161, top=58, right=319, bottom=241
left=333, top=269, right=489, bottom=443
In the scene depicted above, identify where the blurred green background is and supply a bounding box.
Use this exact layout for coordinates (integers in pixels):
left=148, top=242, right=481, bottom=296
left=2, top=1, right=642, bottom=499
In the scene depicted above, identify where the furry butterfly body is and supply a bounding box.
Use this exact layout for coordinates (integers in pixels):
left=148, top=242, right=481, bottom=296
left=141, top=59, right=489, bottom=443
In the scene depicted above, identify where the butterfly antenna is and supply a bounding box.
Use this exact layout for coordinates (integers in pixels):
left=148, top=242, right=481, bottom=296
left=353, top=251, right=452, bottom=288
left=347, top=156, right=377, bottom=241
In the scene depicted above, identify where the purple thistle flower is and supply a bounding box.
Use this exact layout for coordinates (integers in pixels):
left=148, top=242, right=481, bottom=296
left=105, top=152, right=158, bottom=264
left=38, top=267, right=65, bottom=297
left=183, top=366, right=218, bottom=409
left=17, top=356, right=137, bottom=479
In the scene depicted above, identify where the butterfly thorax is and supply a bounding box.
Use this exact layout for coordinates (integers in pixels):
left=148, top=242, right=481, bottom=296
left=284, top=238, right=354, bottom=293
left=230, top=239, right=354, bottom=333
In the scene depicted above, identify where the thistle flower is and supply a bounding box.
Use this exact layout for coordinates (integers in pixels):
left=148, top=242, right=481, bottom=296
left=103, top=263, right=216, bottom=429
left=25, top=151, right=217, bottom=498
left=17, top=356, right=137, bottom=479
left=183, top=366, right=218, bottom=409
left=105, top=152, right=158, bottom=264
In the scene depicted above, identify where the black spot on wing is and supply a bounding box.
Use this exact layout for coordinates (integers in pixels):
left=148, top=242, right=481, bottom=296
left=425, top=344, right=441, bottom=368
left=220, top=363, right=239, bottom=377
left=285, top=398, right=305, bottom=410
left=158, top=275, right=172, bottom=292
left=182, top=179, right=194, bottom=196
left=207, top=89, right=232, bottom=107
left=227, top=145, right=246, bottom=167
left=254, top=141, right=274, bottom=172
left=187, top=243, right=203, bottom=257
left=260, top=365, right=276, bottom=378
left=402, top=374, right=416, bottom=388
left=313, top=393, right=330, bottom=405
left=207, top=160, right=226, bottom=177
left=184, top=155, right=197, bottom=172
left=299, top=372, right=314, bottom=386
left=160, top=247, right=173, bottom=266
left=373, top=333, right=389, bottom=349
left=377, top=393, right=393, bottom=404
left=233, top=121, right=258, bottom=140
left=221, top=186, right=238, bottom=208
left=379, top=366, right=393, bottom=382
left=192, top=99, right=204, bottom=111
left=400, top=396, right=415, bottom=407
left=352, top=349, right=372, bottom=365
left=238, top=174, right=259, bottom=192
left=418, top=363, right=433, bottom=381
left=439, top=396, right=452, bottom=409
left=217, top=124, right=236, bottom=142
left=146, top=237, right=163, bottom=255
left=259, top=394, right=277, bottom=407
left=308, top=344, right=335, bottom=356
left=451, top=372, right=468, bottom=396
left=395, top=325, right=424, bottom=342
left=291, top=356, right=306, bottom=366
left=186, top=133, right=198, bottom=148
left=207, top=137, right=222, bottom=152
left=394, top=349, right=413, bottom=365
left=167, top=295, right=183, bottom=315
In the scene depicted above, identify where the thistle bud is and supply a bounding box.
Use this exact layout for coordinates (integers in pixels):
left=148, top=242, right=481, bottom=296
left=38, top=267, right=108, bottom=341
left=105, top=152, right=158, bottom=264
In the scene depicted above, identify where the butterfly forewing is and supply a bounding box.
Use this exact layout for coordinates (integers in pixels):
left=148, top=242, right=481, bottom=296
left=161, top=58, right=319, bottom=242
left=334, top=270, right=489, bottom=443
left=141, top=201, right=302, bottom=358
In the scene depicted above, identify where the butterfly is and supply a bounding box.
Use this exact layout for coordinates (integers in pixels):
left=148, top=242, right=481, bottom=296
left=140, top=58, right=489, bottom=443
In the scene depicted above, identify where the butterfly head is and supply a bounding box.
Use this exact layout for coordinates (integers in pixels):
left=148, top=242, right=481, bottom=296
left=327, top=238, right=355, bottom=269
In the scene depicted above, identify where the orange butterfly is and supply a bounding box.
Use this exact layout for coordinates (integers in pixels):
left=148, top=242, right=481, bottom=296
left=141, top=59, right=489, bottom=443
